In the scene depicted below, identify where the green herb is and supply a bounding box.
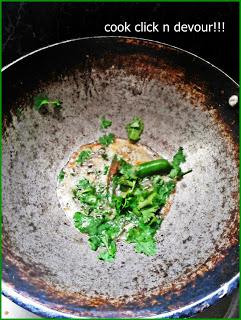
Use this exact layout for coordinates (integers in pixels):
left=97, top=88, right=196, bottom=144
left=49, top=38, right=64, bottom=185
left=74, top=212, right=121, bottom=261
left=34, top=95, right=62, bottom=111
left=76, top=149, right=92, bottom=165
left=169, top=147, right=192, bottom=179
left=99, top=133, right=115, bottom=146
left=100, top=116, right=112, bottom=129
left=72, top=119, right=191, bottom=261
left=58, top=169, right=65, bottom=182
left=74, top=212, right=102, bottom=236
left=127, top=220, right=161, bottom=256
left=103, top=165, right=109, bottom=175
left=126, top=117, right=144, bottom=142
left=77, top=178, right=92, bottom=189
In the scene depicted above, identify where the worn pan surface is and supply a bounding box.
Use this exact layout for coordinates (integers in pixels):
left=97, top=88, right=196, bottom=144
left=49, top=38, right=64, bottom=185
left=2, top=37, right=239, bottom=318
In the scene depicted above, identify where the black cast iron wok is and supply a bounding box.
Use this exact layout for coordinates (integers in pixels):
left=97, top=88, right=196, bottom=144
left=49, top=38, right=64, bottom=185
left=2, top=37, right=239, bottom=318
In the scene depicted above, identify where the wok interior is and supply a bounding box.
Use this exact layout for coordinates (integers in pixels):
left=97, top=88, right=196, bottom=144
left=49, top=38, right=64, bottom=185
left=2, top=39, right=239, bottom=315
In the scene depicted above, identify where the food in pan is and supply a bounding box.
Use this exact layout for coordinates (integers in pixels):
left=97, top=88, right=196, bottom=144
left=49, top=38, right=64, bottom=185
left=57, top=116, right=191, bottom=261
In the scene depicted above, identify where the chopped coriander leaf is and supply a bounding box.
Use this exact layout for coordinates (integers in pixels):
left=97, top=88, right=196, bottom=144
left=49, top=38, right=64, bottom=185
left=172, top=147, right=186, bottom=166
left=74, top=211, right=120, bottom=261
left=98, top=248, right=115, bottom=262
left=58, top=169, right=65, bottom=182
left=127, top=220, right=161, bottom=256
left=126, top=117, right=144, bottom=142
left=76, top=149, right=92, bottom=165
left=103, top=165, right=109, bottom=175
left=99, top=133, right=115, bottom=146
left=34, top=95, right=62, bottom=111
left=98, top=240, right=117, bottom=262
left=34, top=96, right=49, bottom=110
left=77, top=178, right=92, bottom=189
left=100, top=116, right=112, bottom=129
left=169, top=147, right=190, bottom=179
left=74, top=212, right=102, bottom=235
left=81, top=194, right=98, bottom=205
left=73, top=178, right=95, bottom=201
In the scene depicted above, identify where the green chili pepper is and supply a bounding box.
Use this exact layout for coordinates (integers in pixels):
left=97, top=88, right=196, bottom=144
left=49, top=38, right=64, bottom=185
left=133, top=159, right=172, bottom=178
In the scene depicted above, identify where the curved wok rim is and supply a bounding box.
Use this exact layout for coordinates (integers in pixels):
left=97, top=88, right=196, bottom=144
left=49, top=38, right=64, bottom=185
left=2, top=36, right=240, bottom=318
left=2, top=274, right=240, bottom=318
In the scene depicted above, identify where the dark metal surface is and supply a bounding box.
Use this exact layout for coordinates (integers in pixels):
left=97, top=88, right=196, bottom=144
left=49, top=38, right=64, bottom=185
left=192, top=289, right=239, bottom=318
left=2, top=37, right=239, bottom=318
